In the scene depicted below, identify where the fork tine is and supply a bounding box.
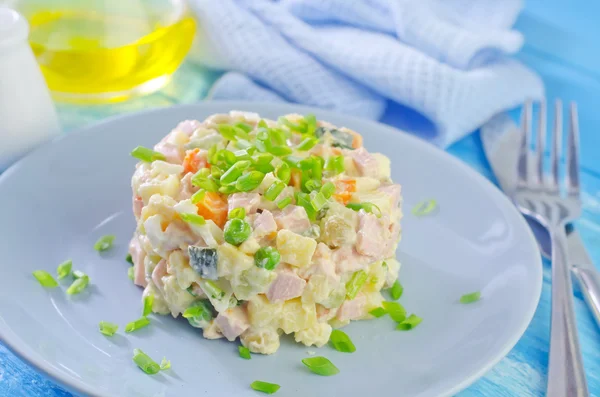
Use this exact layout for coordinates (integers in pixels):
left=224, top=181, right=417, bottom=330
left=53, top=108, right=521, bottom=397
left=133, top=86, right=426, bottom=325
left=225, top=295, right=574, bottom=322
left=518, top=100, right=533, bottom=186
left=536, top=99, right=547, bottom=185
left=566, top=102, right=580, bottom=196
left=551, top=99, right=562, bottom=190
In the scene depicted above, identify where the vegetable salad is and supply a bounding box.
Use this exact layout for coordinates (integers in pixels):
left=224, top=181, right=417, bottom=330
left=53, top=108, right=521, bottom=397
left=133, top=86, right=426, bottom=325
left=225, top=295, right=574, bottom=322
left=128, top=111, right=402, bottom=354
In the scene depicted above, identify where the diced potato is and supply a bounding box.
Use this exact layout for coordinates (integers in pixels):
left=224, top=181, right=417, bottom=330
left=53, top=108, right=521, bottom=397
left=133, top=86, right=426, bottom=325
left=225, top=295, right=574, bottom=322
left=241, top=327, right=280, bottom=355
left=167, top=250, right=203, bottom=290
left=302, top=274, right=333, bottom=305
left=231, top=267, right=276, bottom=300
left=247, top=294, right=283, bottom=329
left=362, top=291, right=385, bottom=319
left=138, top=174, right=181, bottom=202
left=162, top=275, right=196, bottom=317
left=372, top=153, right=391, bottom=180
left=217, top=243, right=254, bottom=278
left=351, top=190, right=394, bottom=215
left=239, top=237, right=261, bottom=255
left=152, top=160, right=184, bottom=176
left=354, top=177, right=381, bottom=192
left=294, top=322, right=332, bottom=347
left=143, top=283, right=170, bottom=315
left=364, top=260, right=386, bottom=292
left=276, top=230, right=317, bottom=268
left=280, top=298, right=317, bottom=334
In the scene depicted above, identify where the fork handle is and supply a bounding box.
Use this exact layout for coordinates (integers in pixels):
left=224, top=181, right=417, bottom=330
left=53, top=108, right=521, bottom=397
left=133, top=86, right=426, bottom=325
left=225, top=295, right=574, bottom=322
left=547, top=228, right=589, bottom=397
left=572, top=265, right=600, bottom=330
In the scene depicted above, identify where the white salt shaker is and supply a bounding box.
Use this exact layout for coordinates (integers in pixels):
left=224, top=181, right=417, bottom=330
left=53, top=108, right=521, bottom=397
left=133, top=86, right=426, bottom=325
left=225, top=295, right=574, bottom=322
left=0, top=8, right=60, bottom=171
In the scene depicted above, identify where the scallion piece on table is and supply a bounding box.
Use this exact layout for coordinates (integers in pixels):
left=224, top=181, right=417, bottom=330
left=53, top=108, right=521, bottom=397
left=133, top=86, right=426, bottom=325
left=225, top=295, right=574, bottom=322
left=389, top=280, right=404, bottom=301
left=32, top=270, right=58, bottom=288
left=329, top=329, right=356, bottom=353
left=66, top=274, right=89, bottom=295
left=239, top=346, right=251, bottom=360
left=94, top=235, right=115, bottom=252
left=191, top=189, right=206, bottom=204
left=235, top=171, right=265, bottom=192
left=132, top=349, right=161, bottom=375
left=411, top=199, right=438, bottom=217
left=264, top=181, right=286, bottom=201
left=369, top=307, right=387, bottom=318
left=130, top=146, right=166, bottom=163
left=73, top=270, right=86, bottom=279
left=250, top=380, right=280, bottom=394
left=179, top=213, right=206, bottom=225
left=160, top=357, right=171, bottom=370
left=254, top=247, right=281, bottom=271
left=128, top=267, right=134, bottom=281
left=143, top=294, right=154, bottom=316
left=276, top=197, right=292, bottom=209
left=382, top=301, right=407, bottom=323
left=460, top=291, right=481, bottom=304
left=125, top=317, right=151, bottom=333
left=98, top=321, right=118, bottom=336
left=126, top=253, right=133, bottom=265
left=229, top=207, right=246, bottom=220
left=320, top=182, right=335, bottom=199
left=56, top=260, right=72, bottom=280
left=223, top=218, right=252, bottom=246
left=345, top=270, right=368, bottom=300
left=346, top=202, right=381, bottom=217
left=301, top=356, right=339, bottom=376
left=396, top=314, right=423, bottom=331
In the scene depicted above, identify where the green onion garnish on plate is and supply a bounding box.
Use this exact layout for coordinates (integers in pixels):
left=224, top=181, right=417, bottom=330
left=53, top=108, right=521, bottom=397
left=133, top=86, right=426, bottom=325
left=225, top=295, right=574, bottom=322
left=66, top=274, right=89, bottom=295
left=411, top=199, right=438, bottom=217
left=132, top=349, right=160, bottom=375
left=98, top=321, right=118, bottom=336
left=276, top=197, right=292, bottom=209
left=126, top=253, right=133, bottom=265
left=460, top=291, right=481, bottom=304
left=94, top=235, right=115, bottom=252
left=239, top=346, right=251, bottom=360
left=179, top=213, right=206, bottom=225
left=301, top=356, right=339, bottom=376
left=128, top=267, right=134, bottom=281
left=329, top=329, right=356, bottom=353
left=389, top=280, right=403, bottom=300
left=130, top=146, right=166, bottom=163
left=125, top=317, right=151, bottom=333
left=250, top=380, right=280, bottom=394
left=143, top=294, right=154, bottom=316
left=345, top=270, right=368, bottom=300
left=160, top=357, right=171, bottom=370
left=56, top=260, right=72, bottom=280
left=382, top=301, right=407, bottom=323
left=396, top=314, right=423, bottom=331
left=369, top=307, right=387, bottom=318
left=32, top=270, right=58, bottom=288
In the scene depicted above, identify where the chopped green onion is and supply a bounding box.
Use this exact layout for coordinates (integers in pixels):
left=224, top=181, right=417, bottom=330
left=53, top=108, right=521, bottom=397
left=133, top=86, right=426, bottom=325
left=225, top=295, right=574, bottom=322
left=311, top=192, right=328, bottom=211
left=232, top=126, right=250, bottom=140
left=297, top=137, right=319, bottom=151
left=278, top=116, right=307, bottom=133
left=236, top=171, right=265, bottom=192
left=128, top=267, right=134, bottom=281
left=143, top=294, right=154, bottom=316
left=250, top=381, right=280, bottom=394
left=132, top=349, right=161, bottom=375
left=32, top=270, right=58, bottom=288
left=210, top=165, right=223, bottom=179
left=329, top=329, right=356, bottom=353
left=460, top=291, right=481, bottom=304
left=191, top=189, right=206, bottom=204
left=125, top=317, right=151, bottom=333
left=320, top=182, right=335, bottom=199
left=264, top=181, right=286, bottom=201
left=126, top=253, right=133, bottom=265
left=346, top=270, right=368, bottom=300
left=219, top=185, right=238, bottom=194
left=234, top=122, right=253, bottom=133
left=191, top=173, right=219, bottom=192
left=224, top=218, right=252, bottom=245
left=301, top=356, right=339, bottom=376
left=202, top=280, right=225, bottom=299
left=220, top=160, right=251, bottom=185
left=253, top=162, right=276, bottom=174
left=283, top=156, right=302, bottom=169
left=412, top=199, right=438, bottom=217
left=369, top=307, right=387, bottom=318
left=325, top=155, right=345, bottom=175
left=229, top=207, right=246, bottom=220
left=218, top=149, right=237, bottom=166
left=160, top=357, right=171, bottom=370
left=346, top=202, right=381, bottom=217
left=254, top=247, right=281, bottom=271
left=66, top=274, right=89, bottom=295
left=304, top=114, right=317, bottom=135
left=382, top=301, right=407, bottom=323
left=180, top=213, right=206, bottom=225
left=267, top=146, right=293, bottom=156
left=389, top=280, right=403, bottom=300
left=56, top=260, right=72, bottom=280
left=396, top=314, right=423, bottom=331
left=275, top=163, right=291, bottom=184
left=207, top=145, right=218, bottom=164
left=253, top=153, right=274, bottom=165
left=98, top=321, right=118, bottom=336
left=216, top=124, right=237, bottom=140
left=94, top=235, right=115, bottom=252
left=304, top=179, right=321, bottom=192
left=233, top=149, right=252, bottom=162
left=239, top=346, right=251, bottom=360
left=235, top=139, right=253, bottom=150
left=183, top=300, right=214, bottom=322
left=130, top=146, right=166, bottom=163
left=276, top=197, right=292, bottom=209
left=268, top=128, right=287, bottom=146
left=73, top=270, right=86, bottom=279
left=295, top=192, right=317, bottom=220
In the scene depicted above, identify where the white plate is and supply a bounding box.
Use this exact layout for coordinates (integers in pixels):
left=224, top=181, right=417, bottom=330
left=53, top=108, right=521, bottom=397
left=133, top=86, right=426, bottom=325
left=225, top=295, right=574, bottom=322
left=0, top=101, right=542, bottom=397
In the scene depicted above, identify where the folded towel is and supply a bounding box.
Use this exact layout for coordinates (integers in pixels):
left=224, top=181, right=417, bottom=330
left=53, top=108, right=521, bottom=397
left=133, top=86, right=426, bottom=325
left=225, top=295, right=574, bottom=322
left=189, top=0, right=543, bottom=146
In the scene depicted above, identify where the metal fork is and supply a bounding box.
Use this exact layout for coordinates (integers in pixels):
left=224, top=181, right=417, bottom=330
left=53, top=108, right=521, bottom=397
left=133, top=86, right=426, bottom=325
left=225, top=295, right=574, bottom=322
left=514, top=99, right=589, bottom=397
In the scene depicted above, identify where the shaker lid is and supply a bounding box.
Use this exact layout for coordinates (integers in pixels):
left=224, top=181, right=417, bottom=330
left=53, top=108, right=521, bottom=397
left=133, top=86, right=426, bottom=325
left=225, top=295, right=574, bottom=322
left=0, top=8, right=29, bottom=49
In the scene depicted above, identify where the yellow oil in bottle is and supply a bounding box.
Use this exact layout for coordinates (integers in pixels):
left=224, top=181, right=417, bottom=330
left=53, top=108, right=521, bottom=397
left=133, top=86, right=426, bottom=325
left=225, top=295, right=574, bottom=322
left=28, top=10, right=196, bottom=103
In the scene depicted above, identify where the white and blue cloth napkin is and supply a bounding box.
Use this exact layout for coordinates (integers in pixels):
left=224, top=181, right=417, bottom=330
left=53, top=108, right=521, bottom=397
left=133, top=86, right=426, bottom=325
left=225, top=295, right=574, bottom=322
left=188, top=0, right=543, bottom=146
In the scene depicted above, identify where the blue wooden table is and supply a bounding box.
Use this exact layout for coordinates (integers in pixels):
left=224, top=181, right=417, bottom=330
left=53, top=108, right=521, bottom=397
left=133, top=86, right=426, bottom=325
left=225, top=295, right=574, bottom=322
left=1, top=1, right=600, bottom=395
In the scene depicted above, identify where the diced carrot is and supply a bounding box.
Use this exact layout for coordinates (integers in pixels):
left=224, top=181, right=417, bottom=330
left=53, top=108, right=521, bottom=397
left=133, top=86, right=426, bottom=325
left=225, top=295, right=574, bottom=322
left=290, top=169, right=302, bottom=189
left=346, top=129, right=363, bottom=149
left=333, top=179, right=356, bottom=205
left=196, top=192, right=228, bottom=228
left=182, top=148, right=208, bottom=174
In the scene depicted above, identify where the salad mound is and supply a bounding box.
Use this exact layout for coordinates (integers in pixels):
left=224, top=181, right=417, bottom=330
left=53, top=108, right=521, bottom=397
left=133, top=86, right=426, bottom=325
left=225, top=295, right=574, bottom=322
left=129, top=111, right=402, bottom=354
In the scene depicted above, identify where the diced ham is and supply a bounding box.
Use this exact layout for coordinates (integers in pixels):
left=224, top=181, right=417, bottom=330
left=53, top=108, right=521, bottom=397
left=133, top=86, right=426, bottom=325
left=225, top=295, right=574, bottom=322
left=152, top=260, right=167, bottom=290
left=228, top=193, right=261, bottom=215
left=351, top=147, right=379, bottom=178
left=379, top=184, right=402, bottom=210
left=274, top=205, right=311, bottom=234
left=215, top=306, right=250, bottom=341
left=252, top=210, right=277, bottom=239
left=332, top=245, right=371, bottom=274
left=355, top=210, right=390, bottom=258
left=267, top=270, right=307, bottom=303
left=154, top=140, right=183, bottom=164
left=144, top=215, right=197, bottom=256
left=178, top=173, right=196, bottom=201
left=384, top=222, right=401, bottom=257
left=175, top=120, right=201, bottom=136
left=129, top=235, right=147, bottom=287
left=337, top=295, right=367, bottom=321
left=132, top=196, right=144, bottom=219
left=298, top=243, right=338, bottom=282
